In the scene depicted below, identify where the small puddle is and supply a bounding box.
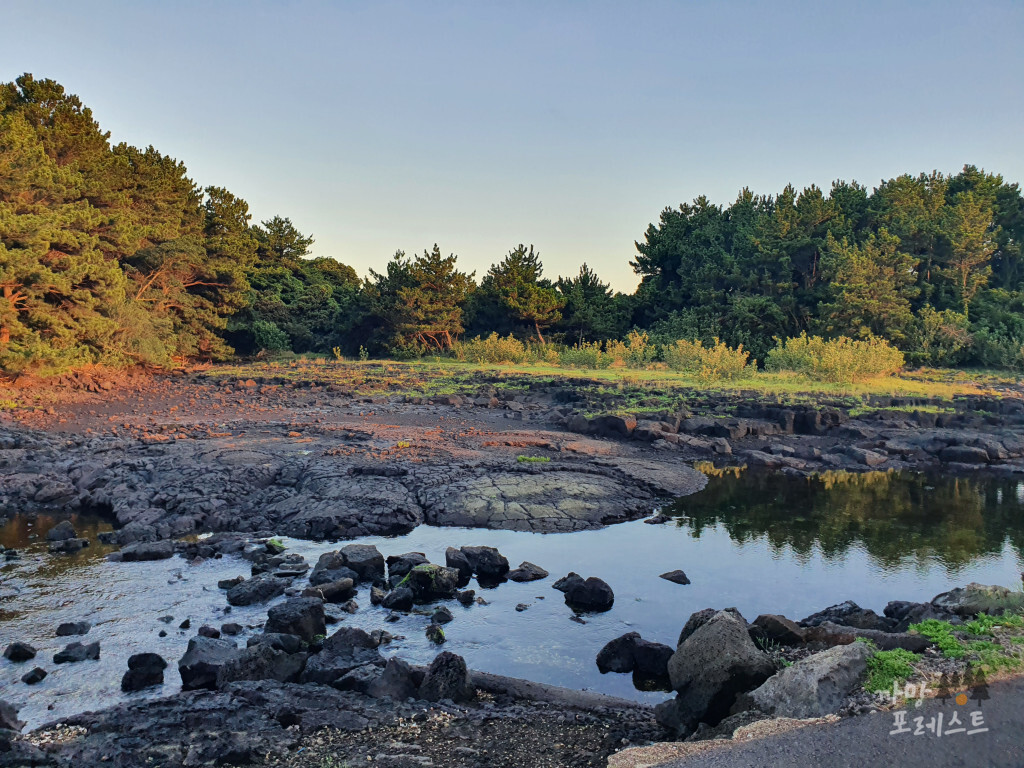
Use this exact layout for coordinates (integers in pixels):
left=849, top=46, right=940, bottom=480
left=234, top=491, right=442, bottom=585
left=2, top=471, right=1023, bottom=730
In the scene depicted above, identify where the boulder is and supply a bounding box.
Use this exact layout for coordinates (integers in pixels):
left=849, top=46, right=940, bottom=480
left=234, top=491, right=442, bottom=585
left=431, top=606, right=454, bottom=625
left=418, top=651, right=474, bottom=702
left=367, top=657, right=417, bottom=700
left=264, top=597, right=326, bottom=643
left=46, top=520, right=76, bottom=541
left=425, top=623, right=447, bottom=644
left=633, top=638, right=674, bottom=678
left=884, top=600, right=959, bottom=632
left=53, top=641, right=100, bottom=664
left=381, top=587, right=414, bottom=611
left=459, top=546, right=510, bottom=580
left=677, top=607, right=742, bottom=646
left=799, top=600, right=889, bottom=631
left=750, top=614, right=806, bottom=646
left=3, top=642, right=36, bottom=662
left=56, top=621, right=91, bottom=636
left=215, top=642, right=307, bottom=687
left=803, top=622, right=931, bottom=653
left=309, top=551, right=360, bottom=587
left=386, top=552, right=430, bottom=582
left=198, top=625, right=221, bottom=639
left=597, top=632, right=673, bottom=677
left=507, top=561, right=549, bottom=582
left=445, top=547, right=473, bottom=586
left=552, top=572, right=584, bottom=593
left=21, top=667, right=47, bottom=685
left=562, top=576, right=614, bottom=612
left=340, top=544, right=385, bottom=581
left=0, top=700, right=23, bottom=733
left=302, top=577, right=356, bottom=603
left=659, top=570, right=691, bottom=585
left=247, top=633, right=304, bottom=655
left=931, top=583, right=1024, bottom=618
left=49, top=537, right=89, bottom=553
left=300, top=628, right=384, bottom=686
left=178, top=636, right=239, bottom=690
left=746, top=642, right=872, bottom=718
left=401, top=564, right=461, bottom=601
left=120, top=540, right=175, bottom=561
left=226, top=574, right=288, bottom=606
left=121, top=653, right=167, bottom=692
left=597, top=632, right=642, bottom=673
left=939, top=445, right=989, bottom=464
left=661, top=610, right=774, bottom=736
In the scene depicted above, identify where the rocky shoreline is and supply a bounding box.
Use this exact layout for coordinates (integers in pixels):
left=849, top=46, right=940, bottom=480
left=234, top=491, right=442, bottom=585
left=3, top=525, right=1023, bottom=768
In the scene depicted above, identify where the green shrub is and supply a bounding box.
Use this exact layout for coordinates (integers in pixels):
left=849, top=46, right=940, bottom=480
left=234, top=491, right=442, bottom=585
left=560, top=341, right=611, bottom=369
left=663, top=338, right=750, bottom=381
left=765, top=333, right=904, bottom=383
left=865, top=648, right=919, bottom=693
left=453, top=333, right=530, bottom=364
left=517, top=455, right=550, bottom=463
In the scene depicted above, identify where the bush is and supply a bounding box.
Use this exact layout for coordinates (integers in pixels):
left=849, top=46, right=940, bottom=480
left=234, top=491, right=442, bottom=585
left=864, top=648, right=919, bottom=693
left=559, top=341, right=610, bottom=369
left=453, top=333, right=529, bottom=364
left=906, top=305, right=972, bottom=367
left=663, top=338, right=751, bottom=382
left=765, top=333, right=904, bottom=383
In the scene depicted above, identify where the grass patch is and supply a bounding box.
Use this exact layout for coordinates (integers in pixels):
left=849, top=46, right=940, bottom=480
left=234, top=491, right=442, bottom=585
left=909, top=619, right=968, bottom=659
left=865, top=648, right=919, bottom=692
left=964, top=613, right=1024, bottom=635
left=517, top=455, right=550, bottom=463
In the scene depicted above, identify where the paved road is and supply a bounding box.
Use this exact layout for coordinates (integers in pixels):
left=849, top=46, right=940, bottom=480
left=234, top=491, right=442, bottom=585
left=657, top=677, right=1024, bottom=768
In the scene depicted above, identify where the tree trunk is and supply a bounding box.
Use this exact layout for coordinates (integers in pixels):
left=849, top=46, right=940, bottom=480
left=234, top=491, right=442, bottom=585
left=534, top=320, right=546, bottom=346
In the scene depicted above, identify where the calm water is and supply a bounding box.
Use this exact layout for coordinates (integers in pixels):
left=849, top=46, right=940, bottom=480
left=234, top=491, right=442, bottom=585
left=1, top=470, right=1022, bottom=730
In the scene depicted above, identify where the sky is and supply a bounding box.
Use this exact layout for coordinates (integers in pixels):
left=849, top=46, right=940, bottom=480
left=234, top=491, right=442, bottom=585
left=5, top=1, right=1023, bottom=292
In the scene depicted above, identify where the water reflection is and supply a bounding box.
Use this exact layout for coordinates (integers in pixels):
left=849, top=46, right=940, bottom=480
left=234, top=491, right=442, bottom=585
left=673, top=470, right=1024, bottom=572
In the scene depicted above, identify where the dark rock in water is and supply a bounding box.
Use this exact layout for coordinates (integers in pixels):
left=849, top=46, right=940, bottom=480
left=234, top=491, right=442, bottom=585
left=221, top=623, right=243, bottom=636
left=659, top=569, right=691, bottom=585
left=456, top=589, right=476, bottom=606
left=445, top=546, right=473, bottom=586
left=800, top=600, right=891, bottom=631
left=226, top=574, right=288, bottom=606
left=597, top=632, right=640, bottom=673
left=178, top=636, right=239, bottom=690
left=121, top=653, right=167, bottom=692
left=218, top=576, right=245, bottom=590
left=677, top=607, right=743, bottom=646
left=596, top=632, right=672, bottom=678
left=370, top=586, right=386, bottom=605
left=216, top=642, right=307, bottom=687
left=507, top=561, right=549, bottom=582
left=381, top=587, right=414, bottom=611
left=50, top=537, right=89, bottom=553
left=179, top=619, right=191, bottom=630
left=368, top=657, right=417, bottom=700
left=3, top=642, right=36, bottom=662
left=459, top=546, right=510, bottom=580
left=300, top=627, right=383, bottom=686
left=644, top=514, right=669, bottom=525
left=119, top=540, right=174, bottom=561
left=750, top=614, right=806, bottom=646
left=660, top=610, right=773, bottom=737
left=562, top=576, right=614, bottom=612
left=552, top=572, right=584, bottom=593
left=419, top=651, right=474, bottom=702
left=54, top=641, right=100, bottom=664
left=247, top=633, right=304, bottom=655
left=515, top=603, right=530, bottom=612
left=46, top=520, right=76, bottom=541
left=308, top=551, right=360, bottom=587
left=302, top=577, right=355, bottom=603
left=386, top=552, right=430, bottom=582
left=402, top=564, right=460, bottom=601
left=21, top=667, right=47, bottom=685
left=340, top=544, right=385, bottom=581
left=265, top=597, right=326, bottom=643
left=198, top=625, right=221, bottom=639
left=431, top=606, right=454, bottom=624
left=339, top=599, right=358, bottom=614
left=425, top=623, right=446, bottom=644
left=0, top=700, right=24, bottom=732
left=56, top=621, right=91, bottom=637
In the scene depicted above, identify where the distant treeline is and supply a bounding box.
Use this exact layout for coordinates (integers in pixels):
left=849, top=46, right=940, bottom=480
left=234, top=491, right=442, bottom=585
left=2, top=74, right=1023, bottom=375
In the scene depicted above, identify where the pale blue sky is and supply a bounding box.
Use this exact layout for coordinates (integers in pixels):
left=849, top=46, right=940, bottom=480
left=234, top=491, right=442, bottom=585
left=5, top=1, right=1023, bottom=291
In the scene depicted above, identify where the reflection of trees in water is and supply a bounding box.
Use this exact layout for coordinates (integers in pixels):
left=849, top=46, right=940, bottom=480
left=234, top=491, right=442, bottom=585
left=673, top=471, right=1024, bottom=571
left=0, top=513, right=117, bottom=583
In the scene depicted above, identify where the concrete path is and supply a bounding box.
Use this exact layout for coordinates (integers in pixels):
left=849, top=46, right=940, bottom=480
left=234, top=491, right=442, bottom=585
left=654, top=677, right=1024, bottom=768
